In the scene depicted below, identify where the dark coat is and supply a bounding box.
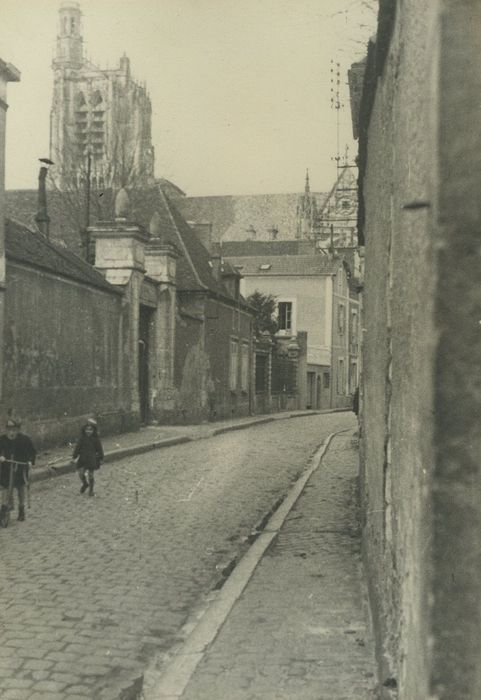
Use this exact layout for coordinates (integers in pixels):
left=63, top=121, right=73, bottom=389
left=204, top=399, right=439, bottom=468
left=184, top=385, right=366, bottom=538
left=0, top=433, right=36, bottom=489
left=73, top=434, right=104, bottom=471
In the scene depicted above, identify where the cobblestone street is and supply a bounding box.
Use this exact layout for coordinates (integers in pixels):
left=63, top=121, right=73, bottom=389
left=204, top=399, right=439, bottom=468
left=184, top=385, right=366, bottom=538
left=176, top=429, right=375, bottom=700
left=0, top=413, right=354, bottom=700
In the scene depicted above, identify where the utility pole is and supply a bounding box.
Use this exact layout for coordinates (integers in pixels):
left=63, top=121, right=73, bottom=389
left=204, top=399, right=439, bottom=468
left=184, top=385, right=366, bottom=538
left=83, top=151, right=92, bottom=261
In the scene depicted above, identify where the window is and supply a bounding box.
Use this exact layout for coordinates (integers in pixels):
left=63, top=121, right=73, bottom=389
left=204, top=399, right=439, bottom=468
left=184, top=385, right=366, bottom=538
left=278, top=302, right=292, bottom=333
left=229, top=339, right=239, bottom=391
left=323, top=372, right=330, bottom=389
left=338, top=303, right=346, bottom=334
left=240, top=343, right=249, bottom=392
left=350, top=309, right=358, bottom=351
left=337, top=358, right=345, bottom=395
left=349, top=361, right=358, bottom=392
left=350, top=310, right=358, bottom=339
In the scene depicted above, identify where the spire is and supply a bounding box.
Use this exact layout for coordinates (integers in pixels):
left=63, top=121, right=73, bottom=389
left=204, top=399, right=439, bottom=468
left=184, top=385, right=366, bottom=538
left=305, top=168, right=310, bottom=195
left=297, top=169, right=314, bottom=239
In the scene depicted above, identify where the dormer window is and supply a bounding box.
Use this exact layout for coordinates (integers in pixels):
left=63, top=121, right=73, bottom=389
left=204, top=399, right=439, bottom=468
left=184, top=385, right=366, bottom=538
left=259, top=263, right=271, bottom=271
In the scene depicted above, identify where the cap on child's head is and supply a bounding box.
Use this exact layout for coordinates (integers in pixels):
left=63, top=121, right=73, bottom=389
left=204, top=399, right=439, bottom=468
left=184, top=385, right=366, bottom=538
left=6, top=418, right=21, bottom=429
left=86, top=418, right=97, bottom=427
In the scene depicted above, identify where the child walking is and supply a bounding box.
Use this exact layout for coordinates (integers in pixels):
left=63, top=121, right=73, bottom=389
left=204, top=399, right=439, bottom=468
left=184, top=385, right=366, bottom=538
left=72, top=418, right=104, bottom=497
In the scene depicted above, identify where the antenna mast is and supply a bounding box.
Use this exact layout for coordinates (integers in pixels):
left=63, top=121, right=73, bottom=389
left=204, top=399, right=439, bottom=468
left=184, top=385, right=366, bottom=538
left=330, top=59, right=344, bottom=172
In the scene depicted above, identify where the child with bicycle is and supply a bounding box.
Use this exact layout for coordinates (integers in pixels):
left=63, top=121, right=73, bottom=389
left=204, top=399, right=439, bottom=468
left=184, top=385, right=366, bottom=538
left=0, top=418, right=36, bottom=523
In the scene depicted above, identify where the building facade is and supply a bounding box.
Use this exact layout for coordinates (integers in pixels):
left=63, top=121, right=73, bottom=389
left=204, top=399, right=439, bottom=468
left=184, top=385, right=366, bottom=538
left=222, top=241, right=360, bottom=410
left=50, top=1, right=155, bottom=191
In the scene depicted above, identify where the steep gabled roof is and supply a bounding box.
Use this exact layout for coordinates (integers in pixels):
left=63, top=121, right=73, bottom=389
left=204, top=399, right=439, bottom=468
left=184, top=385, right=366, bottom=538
left=4, top=186, right=250, bottom=306
left=224, top=254, right=341, bottom=277
left=221, top=239, right=317, bottom=257
left=176, top=192, right=328, bottom=243
left=5, top=218, right=119, bottom=294
left=155, top=188, right=242, bottom=300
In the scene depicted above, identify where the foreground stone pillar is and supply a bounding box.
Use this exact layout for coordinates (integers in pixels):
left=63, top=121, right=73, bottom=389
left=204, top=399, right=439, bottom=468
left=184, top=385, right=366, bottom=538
left=89, top=188, right=149, bottom=422
left=144, top=211, right=180, bottom=419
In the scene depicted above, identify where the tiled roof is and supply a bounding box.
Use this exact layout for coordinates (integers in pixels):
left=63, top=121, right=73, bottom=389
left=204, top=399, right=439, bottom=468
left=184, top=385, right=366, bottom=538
left=221, top=240, right=317, bottom=257
left=176, top=192, right=327, bottom=243
left=156, top=189, right=235, bottom=298
left=5, top=187, right=245, bottom=303
left=5, top=218, right=119, bottom=294
left=224, top=254, right=341, bottom=277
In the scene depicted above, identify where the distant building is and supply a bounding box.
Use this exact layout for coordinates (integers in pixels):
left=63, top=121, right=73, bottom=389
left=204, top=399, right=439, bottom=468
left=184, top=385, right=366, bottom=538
left=315, top=165, right=359, bottom=249
left=50, top=1, right=155, bottom=191
left=222, top=240, right=360, bottom=410
left=176, top=167, right=359, bottom=251
left=175, top=184, right=327, bottom=245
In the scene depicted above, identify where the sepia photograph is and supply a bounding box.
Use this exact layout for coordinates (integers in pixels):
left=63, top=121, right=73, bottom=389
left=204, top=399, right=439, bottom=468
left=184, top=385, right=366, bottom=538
left=0, top=1, right=478, bottom=699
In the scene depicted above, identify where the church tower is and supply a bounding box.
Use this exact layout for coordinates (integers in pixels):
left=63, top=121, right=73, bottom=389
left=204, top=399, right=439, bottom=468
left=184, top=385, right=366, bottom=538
left=50, top=1, right=155, bottom=191
left=54, top=1, right=83, bottom=68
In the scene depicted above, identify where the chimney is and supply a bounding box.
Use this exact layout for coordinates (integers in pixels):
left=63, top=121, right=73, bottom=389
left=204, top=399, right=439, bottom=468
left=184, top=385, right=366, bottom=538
left=245, top=225, right=256, bottom=241
left=188, top=221, right=213, bottom=253
left=35, top=165, right=50, bottom=239
left=210, top=253, right=221, bottom=280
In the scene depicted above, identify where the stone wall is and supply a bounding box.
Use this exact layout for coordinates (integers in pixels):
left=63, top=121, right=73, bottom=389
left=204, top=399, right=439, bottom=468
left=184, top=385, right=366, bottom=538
left=174, top=294, right=253, bottom=423
left=359, top=1, right=481, bottom=699
left=2, top=262, right=133, bottom=447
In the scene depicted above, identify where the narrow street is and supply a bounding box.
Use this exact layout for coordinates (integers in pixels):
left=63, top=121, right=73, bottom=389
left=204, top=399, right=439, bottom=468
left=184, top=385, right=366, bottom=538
left=0, top=413, right=355, bottom=700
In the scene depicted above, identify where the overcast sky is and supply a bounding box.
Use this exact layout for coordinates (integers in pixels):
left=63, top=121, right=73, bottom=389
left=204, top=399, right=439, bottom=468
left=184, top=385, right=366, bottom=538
left=1, top=0, right=376, bottom=195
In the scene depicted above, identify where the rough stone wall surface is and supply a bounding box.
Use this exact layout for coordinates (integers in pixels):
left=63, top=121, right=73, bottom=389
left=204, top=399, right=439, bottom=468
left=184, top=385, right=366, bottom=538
left=2, top=263, right=131, bottom=447
left=431, top=3, right=481, bottom=698
left=204, top=297, right=252, bottom=419
left=361, top=2, right=438, bottom=697
left=174, top=297, right=252, bottom=423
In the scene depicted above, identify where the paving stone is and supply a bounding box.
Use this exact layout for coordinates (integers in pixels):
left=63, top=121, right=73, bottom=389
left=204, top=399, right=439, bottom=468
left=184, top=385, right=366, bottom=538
left=1, top=689, right=32, bottom=700
left=63, top=685, right=94, bottom=696
left=29, top=679, right=69, bottom=692
left=178, top=433, right=377, bottom=700
left=1, top=414, right=362, bottom=697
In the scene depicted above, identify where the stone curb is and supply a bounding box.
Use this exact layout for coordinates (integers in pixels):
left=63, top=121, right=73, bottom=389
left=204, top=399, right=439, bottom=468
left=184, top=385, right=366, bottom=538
left=30, top=436, right=192, bottom=483
left=30, top=409, right=352, bottom=484
left=144, top=430, right=345, bottom=699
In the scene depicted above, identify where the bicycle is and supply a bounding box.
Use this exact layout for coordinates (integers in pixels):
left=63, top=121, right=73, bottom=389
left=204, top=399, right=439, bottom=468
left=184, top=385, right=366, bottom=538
left=0, top=460, right=30, bottom=528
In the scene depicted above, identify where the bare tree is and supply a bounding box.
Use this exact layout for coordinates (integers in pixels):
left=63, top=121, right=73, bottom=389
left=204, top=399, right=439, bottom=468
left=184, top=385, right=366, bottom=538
left=48, top=98, right=153, bottom=259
